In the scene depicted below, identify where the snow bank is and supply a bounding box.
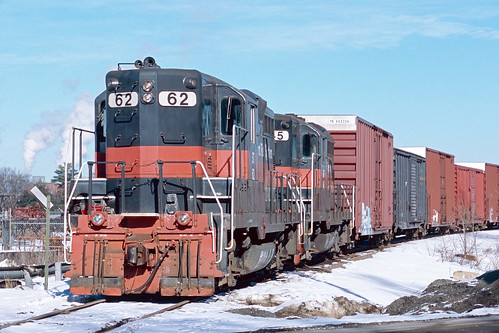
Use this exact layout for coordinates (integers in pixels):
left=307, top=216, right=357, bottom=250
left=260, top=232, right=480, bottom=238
left=0, top=229, right=497, bottom=332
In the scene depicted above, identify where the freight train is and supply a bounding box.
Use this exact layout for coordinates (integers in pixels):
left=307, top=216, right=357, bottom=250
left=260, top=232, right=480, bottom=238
left=65, top=57, right=499, bottom=297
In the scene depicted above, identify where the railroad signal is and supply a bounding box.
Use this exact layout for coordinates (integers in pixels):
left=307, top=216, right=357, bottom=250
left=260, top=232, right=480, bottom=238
left=30, top=186, right=53, bottom=209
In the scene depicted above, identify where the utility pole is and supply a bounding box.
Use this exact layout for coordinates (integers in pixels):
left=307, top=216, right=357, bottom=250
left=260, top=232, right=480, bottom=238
left=44, top=195, right=50, bottom=290
left=9, top=208, right=12, bottom=250
left=30, top=186, right=52, bottom=290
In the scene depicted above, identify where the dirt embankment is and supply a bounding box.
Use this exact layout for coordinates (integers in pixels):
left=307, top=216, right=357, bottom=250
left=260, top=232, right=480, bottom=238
left=229, top=270, right=499, bottom=319
left=229, top=295, right=381, bottom=319
left=384, top=270, right=499, bottom=315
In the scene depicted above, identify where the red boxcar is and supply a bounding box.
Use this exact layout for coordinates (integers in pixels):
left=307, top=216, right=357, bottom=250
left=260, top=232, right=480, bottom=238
left=455, top=163, right=485, bottom=226
left=300, top=115, right=394, bottom=240
left=456, top=163, right=499, bottom=226
left=485, top=163, right=499, bottom=226
left=398, top=147, right=456, bottom=230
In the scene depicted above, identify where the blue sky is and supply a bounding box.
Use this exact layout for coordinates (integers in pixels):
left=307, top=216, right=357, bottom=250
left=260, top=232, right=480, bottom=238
left=1, top=1, right=499, bottom=180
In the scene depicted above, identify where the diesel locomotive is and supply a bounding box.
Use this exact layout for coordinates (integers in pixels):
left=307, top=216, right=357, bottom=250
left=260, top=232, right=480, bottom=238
left=66, top=57, right=354, bottom=297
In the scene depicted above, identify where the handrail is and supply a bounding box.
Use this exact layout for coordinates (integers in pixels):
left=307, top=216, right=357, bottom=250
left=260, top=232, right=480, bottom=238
left=305, top=153, right=318, bottom=236
left=268, top=169, right=305, bottom=239
left=157, top=160, right=225, bottom=263
left=65, top=159, right=225, bottom=263
left=63, top=162, right=88, bottom=263
left=285, top=173, right=305, bottom=233
left=229, top=124, right=249, bottom=251
left=336, top=182, right=355, bottom=231
left=63, top=161, right=126, bottom=262
left=339, top=183, right=354, bottom=212
left=71, top=127, right=95, bottom=178
left=302, top=124, right=322, bottom=237
left=87, top=161, right=126, bottom=214
left=352, top=184, right=355, bottom=229
left=63, top=127, right=94, bottom=263
left=196, top=161, right=224, bottom=263
left=308, top=153, right=315, bottom=236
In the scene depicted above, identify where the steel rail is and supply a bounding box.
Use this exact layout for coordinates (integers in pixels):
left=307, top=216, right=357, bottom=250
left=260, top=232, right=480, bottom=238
left=94, top=299, right=196, bottom=333
left=0, top=297, right=197, bottom=331
left=0, top=298, right=106, bottom=330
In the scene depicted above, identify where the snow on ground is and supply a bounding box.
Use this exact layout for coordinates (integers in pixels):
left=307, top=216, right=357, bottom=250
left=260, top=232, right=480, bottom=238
left=0, top=258, right=17, bottom=267
left=0, top=229, right=498, bottom=332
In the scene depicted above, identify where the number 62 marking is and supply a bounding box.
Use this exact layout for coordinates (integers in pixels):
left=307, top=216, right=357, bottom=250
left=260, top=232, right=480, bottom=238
left=108, top=92, right=139, bottom=108
left=159, top=91, right=197, bottom=107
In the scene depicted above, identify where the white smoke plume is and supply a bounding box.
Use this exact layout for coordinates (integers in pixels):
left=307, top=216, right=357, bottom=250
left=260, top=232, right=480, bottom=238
left=23, top=92, right=94, bottom=174
left=23, top=127, right=57, bottom=172
left=57, top=92, right=95, bottom=169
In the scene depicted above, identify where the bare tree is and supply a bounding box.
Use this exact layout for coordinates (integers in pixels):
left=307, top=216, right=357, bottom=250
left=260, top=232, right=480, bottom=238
left=0, top=167, right=31, bottom=212
left=455, top=197, right=479, bottom=266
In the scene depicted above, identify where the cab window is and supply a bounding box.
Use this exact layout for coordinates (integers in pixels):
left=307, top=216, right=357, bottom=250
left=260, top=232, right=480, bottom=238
left=302, top=134, right=317, bottom=157
left=202, top=99, right=212, bottom=136
left=221, top=97, right=242, bottom=135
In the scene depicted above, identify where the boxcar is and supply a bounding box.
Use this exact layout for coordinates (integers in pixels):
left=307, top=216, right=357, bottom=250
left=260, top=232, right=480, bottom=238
left=455, top=163, right=485, bottom=227
left=456, top=162, right=499, bottom=227
left=484, top=163, right=499, bottom=226
left=398, top=147, right=456, bottom=231
left=300, top=115, right=394, bottom=241
left=393, top=148, right=427, bottom=238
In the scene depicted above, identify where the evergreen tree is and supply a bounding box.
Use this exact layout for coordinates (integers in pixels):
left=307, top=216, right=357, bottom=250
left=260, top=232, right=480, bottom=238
left=51, top=164, right=72, bottom=186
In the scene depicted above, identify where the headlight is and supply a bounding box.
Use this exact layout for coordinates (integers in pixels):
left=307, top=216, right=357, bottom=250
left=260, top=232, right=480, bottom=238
left=183, top=77, right=197, bottom=89
left=91, top=212, right=106, bottom=227
left=107, top=78, right=120, bottom=91
left=176, top=212, right=191, bottom=226
left=142, top=80, right=154, bottom=92
left=142, top=92, right=154, bottom=103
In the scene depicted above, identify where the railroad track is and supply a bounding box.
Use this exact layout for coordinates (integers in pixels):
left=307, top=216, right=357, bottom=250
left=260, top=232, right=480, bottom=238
left=0, top=298, right=107, bottom=330
left=95, top=299, right=195, bottom=332
left=0, top=297, right=199, bottom=332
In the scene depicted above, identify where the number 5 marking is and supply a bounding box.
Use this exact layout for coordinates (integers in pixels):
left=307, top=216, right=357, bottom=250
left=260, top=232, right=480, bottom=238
left=274, top=131, right=289, bottom=141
